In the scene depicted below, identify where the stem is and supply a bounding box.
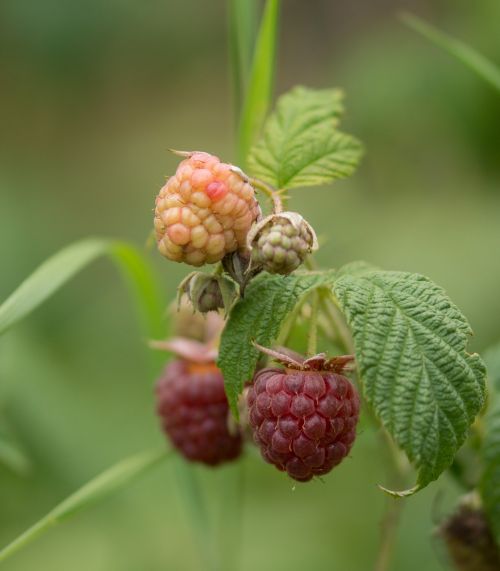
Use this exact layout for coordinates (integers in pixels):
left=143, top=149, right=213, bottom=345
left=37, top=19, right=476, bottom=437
left=373, top=498, right=404, bottom=571
left=320, top=292, right=354, bottom=355
left=373, top=430, right=410, bottom=571
left=307, top=290, right=319, bottom=356
left=248, top=177, right=284, bottom=213
left=276, top=292, right=308, bottom=346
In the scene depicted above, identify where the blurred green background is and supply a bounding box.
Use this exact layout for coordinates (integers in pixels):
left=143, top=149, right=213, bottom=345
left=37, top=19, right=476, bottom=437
left=1, top=0, right=499, bottom=569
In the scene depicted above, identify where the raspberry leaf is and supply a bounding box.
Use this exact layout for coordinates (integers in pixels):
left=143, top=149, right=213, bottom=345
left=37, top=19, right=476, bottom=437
left=333, top=266, right=486, bottom=496
left=480, top=343, right=500, bottom=545
left=218, top=270, right=336, bottom=416
left=247, top=86, right=363, bottom=189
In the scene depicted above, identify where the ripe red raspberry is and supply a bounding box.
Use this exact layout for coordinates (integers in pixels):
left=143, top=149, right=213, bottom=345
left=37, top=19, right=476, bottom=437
left=247, top=347, right=359, bottom=482
left=156, top=357, right=242, bottom=466
left=154, top=151, right=261, bottom=266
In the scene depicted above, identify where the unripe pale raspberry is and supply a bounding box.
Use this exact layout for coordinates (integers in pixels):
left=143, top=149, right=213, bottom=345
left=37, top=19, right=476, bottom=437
left=247, top=348, right=359, bottom=482
left=247, top=212, right=318, bottom=275
left=156, top=359, right=242, bottom=466
left=155, top=151, right=261, bottom=266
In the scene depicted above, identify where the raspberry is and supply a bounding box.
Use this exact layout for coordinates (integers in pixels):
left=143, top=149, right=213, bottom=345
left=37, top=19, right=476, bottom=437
left=438, top=497, right=500, bottom=571
left=247, top=347, right=359, bottom=482
left=156, top=359, right=242, bottom=466
left=154, top=151, right=261, bottom=266
left=247, top=212, right=318, bottom=275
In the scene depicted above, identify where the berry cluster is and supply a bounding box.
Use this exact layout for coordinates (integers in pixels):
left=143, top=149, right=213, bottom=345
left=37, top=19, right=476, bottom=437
left=153, top=152, right=360, bottom=482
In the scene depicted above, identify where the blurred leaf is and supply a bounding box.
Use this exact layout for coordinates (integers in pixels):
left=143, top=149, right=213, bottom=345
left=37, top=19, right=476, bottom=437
left=481, top=406, right=500, bottom=545
left=218, top=270, right=336, bottom=415
left=0, top=238, right=165, bottom=343
left=109, top=241, right=165, bottom=342
left=173, top=460, right=219, bottom=571
left=228, top=0, right=257, bottom=122
left=247, top=86, right=363, bottom=189
left=0, top=427, right=30, bottom=476
left=481, top=342, right=500, bottom=544
left=401, top=12, right=500, bottom=94
left=333, top=266, right=486, bottom=496
left=238, top=0, right=280, bottom=165
left=0, top=449, right=169, bottom=564
left=484, top=342, right=500, bottom=393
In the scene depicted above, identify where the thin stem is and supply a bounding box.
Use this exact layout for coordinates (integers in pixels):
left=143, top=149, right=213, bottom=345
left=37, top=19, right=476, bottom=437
left=248, top=177, right=284, bottom=213
left=373, top=498, right=404, bottom=571
left=307, top=290, right=319, bottom=356
left=320, top=292, right=354, bottom=355
left=276, top=292, right=308, bottom=346
left=373, top=430, right=410, bottom=571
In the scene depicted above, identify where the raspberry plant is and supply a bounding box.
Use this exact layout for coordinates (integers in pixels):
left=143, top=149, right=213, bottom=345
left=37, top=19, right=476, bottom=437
left=1, top=3, right=499, bottom=570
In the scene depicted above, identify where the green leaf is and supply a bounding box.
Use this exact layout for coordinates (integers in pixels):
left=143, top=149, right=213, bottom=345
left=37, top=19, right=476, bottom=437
left=0, top=449, right=169, bottom=564
left=333, top=267, right=486, bottom=495
left=0, top=238, right=165, bottom=343
left=228, top=0, right=257, bottom=122
left=238, top=0, right=281, bottom=165
left=218, top=270, right=336, bottom=415
left=247, top=86, right=363, bottom=189
left=401, top=12, right=500, bottom=94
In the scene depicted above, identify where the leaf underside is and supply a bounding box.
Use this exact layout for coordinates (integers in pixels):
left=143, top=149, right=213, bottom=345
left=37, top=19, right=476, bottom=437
left=218, top=270, right=336, bottom=415
left=247, top=86, right=363, bottom=189
left=333, top=266, right=486, bottom=495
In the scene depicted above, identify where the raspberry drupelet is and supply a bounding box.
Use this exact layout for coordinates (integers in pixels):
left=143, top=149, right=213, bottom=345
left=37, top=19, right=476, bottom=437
left=247, top=346, right=360, bottom=482
left=154, top=151, right=261, bottom=266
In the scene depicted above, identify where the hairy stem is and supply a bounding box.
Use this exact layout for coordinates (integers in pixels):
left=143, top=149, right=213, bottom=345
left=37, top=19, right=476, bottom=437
left=320, top=292, right=354, bottom=355
left=276, top=293, right=307, bottom=346
left=249, top=177, right=284, bottom=213
left=307, top=290, right=319, bottom=355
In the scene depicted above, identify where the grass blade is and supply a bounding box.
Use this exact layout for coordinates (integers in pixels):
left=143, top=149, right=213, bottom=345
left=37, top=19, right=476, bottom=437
left=0, top=239, right=109, bottom=337
left=228, top=0, right=257, bottom=124
left=0, top=238, right=166, bottom=342
left=238, top=0, right=281, bottom=165
left=0, top=449, right=169, bottom=564
left=109, top=241, right=165, bottom=341
left=401, top=12, right=500, bottom=93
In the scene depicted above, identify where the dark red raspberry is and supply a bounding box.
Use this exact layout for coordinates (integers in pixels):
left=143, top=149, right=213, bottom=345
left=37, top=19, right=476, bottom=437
left=156, top=359, right=242, bottom=466
left=247, top=347, right=360, bottom=482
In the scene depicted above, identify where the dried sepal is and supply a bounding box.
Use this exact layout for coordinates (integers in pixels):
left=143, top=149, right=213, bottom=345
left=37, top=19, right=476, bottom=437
left=252, top=341, right=355, bottom=372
